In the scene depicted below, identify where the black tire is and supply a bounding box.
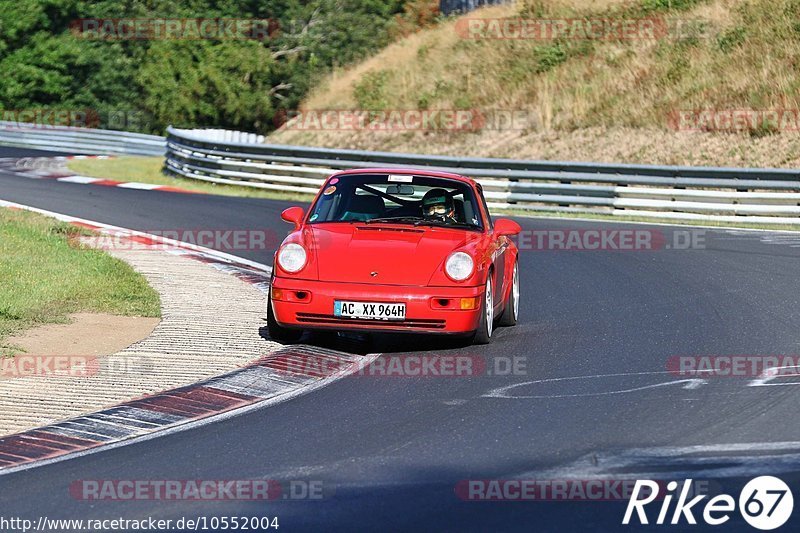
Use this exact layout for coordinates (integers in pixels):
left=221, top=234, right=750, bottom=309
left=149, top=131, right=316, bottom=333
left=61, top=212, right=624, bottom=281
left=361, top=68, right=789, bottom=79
left=267, top=297, right=303, bottom=343
left=498, top=260, right=519, bottom=327
left=472, top=276, right=494, bottom=345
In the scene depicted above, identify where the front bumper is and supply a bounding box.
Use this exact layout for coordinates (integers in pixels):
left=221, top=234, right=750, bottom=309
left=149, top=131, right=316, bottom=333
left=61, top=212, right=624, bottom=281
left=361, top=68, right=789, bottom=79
left=270, top=277, right=484, bottom=334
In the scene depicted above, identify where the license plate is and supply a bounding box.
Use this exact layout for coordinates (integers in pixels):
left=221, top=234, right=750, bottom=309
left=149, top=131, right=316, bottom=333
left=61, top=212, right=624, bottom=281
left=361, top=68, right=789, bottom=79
left=334, top=301, right=406, bottom=320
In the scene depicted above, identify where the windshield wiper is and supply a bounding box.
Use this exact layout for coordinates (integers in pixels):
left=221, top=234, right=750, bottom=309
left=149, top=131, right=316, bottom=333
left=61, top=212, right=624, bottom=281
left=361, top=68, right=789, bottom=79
left=413, top=219, right=480, bottom=230
left=363, top=216, right=425, bottom=225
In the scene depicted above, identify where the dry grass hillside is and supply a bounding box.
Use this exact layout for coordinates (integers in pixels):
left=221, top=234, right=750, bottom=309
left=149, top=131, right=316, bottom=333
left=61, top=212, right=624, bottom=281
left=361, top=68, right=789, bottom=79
left=269, top=0, right=800, bottom=168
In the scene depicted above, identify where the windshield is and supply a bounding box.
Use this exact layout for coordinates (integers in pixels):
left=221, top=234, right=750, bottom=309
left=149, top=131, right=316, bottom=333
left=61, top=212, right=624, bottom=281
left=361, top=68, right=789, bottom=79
left=307, top=173, right=483, bottom=229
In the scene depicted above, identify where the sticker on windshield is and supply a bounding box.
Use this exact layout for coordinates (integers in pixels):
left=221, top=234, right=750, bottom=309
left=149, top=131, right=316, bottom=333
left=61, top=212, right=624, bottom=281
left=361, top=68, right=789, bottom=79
left=309, top=214, right=319, bottom=222
left=388, top=175, right=413, bottom=183
left=323, top=186, right=337, bottom=195
left=329, top=177, right=339, bottom=185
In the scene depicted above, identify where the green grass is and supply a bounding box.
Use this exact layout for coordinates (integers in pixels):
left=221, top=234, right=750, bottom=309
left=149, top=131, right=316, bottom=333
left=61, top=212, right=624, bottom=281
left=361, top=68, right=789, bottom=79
left=0, top=208, right=161, bottom=352
left=66, top=157, right=316, bottom=202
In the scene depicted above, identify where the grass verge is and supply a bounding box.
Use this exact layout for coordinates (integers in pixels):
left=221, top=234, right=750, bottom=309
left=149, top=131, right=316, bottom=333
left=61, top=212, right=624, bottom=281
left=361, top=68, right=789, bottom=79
left=66, top=157, right=316, bottom=202
left=0, top=208, right=161, bottom=352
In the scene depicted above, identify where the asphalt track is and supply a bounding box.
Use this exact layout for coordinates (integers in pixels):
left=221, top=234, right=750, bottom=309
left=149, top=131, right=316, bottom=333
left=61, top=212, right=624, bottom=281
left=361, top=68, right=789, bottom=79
left=2, top=147, right=800, bottom=531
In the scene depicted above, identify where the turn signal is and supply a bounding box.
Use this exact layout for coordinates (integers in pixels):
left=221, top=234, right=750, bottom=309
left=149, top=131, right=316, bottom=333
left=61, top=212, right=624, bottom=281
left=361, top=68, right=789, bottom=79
left=460, top=297, right=479, bottom=310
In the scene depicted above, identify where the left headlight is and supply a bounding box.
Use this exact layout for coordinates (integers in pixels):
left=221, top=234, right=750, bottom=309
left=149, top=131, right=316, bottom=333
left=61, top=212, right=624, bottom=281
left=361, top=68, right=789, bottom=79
left=445, top=251, right=474, bottom=281
left=277, top=243, right=307, bottom=273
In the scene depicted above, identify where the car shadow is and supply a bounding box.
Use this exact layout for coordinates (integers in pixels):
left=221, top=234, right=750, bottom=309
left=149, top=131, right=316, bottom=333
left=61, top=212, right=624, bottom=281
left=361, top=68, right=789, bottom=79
left=259, top=325, right=474, bottom=355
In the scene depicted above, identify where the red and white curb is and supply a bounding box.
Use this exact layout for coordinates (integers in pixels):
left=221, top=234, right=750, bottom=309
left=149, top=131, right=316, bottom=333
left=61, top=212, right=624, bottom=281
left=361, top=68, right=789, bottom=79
left=0, top=345, right=372, bottom=474
left=0, top=156, right=201, bottom=195
left=0, top=199, right=379, bottom=474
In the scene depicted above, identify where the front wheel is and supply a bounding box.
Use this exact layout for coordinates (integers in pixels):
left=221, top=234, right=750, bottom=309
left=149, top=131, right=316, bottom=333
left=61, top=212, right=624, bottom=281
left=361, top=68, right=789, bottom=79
left=267, top=297, right=303, bottom=343
left=498, top=260, right=519, bottom=327
left=472, top=276, right=494, bottom=345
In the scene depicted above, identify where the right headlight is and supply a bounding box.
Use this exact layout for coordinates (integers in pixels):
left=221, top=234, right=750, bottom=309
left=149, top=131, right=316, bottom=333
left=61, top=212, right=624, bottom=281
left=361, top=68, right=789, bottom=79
left=277, top=243, right=307, bottom=273
left=445, top=251, right=474, bottom=281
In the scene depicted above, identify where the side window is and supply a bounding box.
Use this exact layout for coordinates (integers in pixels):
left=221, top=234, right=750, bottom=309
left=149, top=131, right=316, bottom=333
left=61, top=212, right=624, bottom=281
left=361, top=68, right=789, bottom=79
left=476, top=184, right=492, bottom=228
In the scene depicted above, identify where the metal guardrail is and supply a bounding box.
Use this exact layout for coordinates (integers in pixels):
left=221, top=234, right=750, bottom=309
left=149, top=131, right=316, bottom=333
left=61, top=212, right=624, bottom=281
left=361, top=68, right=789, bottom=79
left=0, top=122, right=165, bottom=156
left=1, top=122, right=797, bottom=225
left=165, top=126, right=800, bottom=225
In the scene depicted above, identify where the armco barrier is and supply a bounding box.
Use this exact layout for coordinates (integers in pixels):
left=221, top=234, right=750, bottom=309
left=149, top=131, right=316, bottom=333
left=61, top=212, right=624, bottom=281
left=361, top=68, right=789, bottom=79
left=1, top=122, right=798, bottom=225
left=165, top=127, right=800, bottom=225
left=0, top=122, right=164, bottom=156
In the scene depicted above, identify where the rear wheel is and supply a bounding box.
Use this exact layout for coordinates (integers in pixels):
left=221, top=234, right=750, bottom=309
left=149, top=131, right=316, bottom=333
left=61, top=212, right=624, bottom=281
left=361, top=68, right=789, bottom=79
left=267, top=297, right=303, bottom=343
left=498, top=260, right=519, bottom=327
left=472, top=276, right=494, bottom=345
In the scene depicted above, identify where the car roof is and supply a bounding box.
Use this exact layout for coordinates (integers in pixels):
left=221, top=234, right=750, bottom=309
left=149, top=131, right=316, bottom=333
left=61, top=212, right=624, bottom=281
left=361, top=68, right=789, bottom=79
left=329, top=168, right=477, bottom=186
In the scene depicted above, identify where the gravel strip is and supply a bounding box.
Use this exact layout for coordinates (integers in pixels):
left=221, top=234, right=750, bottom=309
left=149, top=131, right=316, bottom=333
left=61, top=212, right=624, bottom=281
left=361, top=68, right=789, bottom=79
left=0, top=243, right=279, bottom=435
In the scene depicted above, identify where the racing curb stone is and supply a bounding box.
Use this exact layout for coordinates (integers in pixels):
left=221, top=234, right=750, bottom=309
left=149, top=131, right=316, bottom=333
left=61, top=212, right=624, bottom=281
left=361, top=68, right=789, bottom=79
left=0, top=239, right=279, bottom=435
left=0, top=156, right=200, bottom=194
left=0, top=200, right=377, bottom=473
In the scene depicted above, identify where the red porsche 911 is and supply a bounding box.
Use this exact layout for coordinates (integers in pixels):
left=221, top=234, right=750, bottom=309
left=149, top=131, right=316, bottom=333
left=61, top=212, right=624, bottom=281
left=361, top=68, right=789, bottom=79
left=267, top=168, right=522, bottom=345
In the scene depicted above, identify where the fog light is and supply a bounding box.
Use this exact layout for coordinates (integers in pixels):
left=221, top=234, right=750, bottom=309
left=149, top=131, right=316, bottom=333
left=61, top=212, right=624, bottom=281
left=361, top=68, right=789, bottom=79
left=460, top=297, right=479, bottom=310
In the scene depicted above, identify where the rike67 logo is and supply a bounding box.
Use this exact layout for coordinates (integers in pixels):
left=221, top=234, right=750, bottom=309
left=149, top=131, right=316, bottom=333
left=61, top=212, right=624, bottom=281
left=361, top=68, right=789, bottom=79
left=623, top=476, right=793, bottom=530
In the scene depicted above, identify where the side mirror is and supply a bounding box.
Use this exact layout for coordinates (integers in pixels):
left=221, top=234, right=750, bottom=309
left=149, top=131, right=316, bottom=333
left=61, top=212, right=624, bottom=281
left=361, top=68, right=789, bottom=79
left=281, top=207, right=305, bottom=230
left=493, top=218, right=521, bottom=237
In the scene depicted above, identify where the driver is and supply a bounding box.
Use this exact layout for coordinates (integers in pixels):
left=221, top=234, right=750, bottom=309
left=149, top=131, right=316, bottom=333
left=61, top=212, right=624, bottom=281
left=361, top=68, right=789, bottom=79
left=421, top=188, right=457, bottom=223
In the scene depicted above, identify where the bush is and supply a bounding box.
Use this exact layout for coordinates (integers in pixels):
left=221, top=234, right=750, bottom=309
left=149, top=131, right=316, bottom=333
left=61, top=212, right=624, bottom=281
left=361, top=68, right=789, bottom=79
left=0, top=0, right=410, bottom=134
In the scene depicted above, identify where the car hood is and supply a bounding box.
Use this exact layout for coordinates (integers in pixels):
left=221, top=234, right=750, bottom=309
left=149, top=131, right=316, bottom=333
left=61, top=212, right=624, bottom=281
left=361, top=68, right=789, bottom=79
left=309, top=224, right=473, bottom=285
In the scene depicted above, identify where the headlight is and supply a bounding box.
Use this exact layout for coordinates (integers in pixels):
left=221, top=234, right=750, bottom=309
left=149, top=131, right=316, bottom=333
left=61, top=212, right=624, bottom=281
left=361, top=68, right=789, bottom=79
left=277, top=243, right=307, bottom=273
left=445, top=252, right=474, bottom=281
